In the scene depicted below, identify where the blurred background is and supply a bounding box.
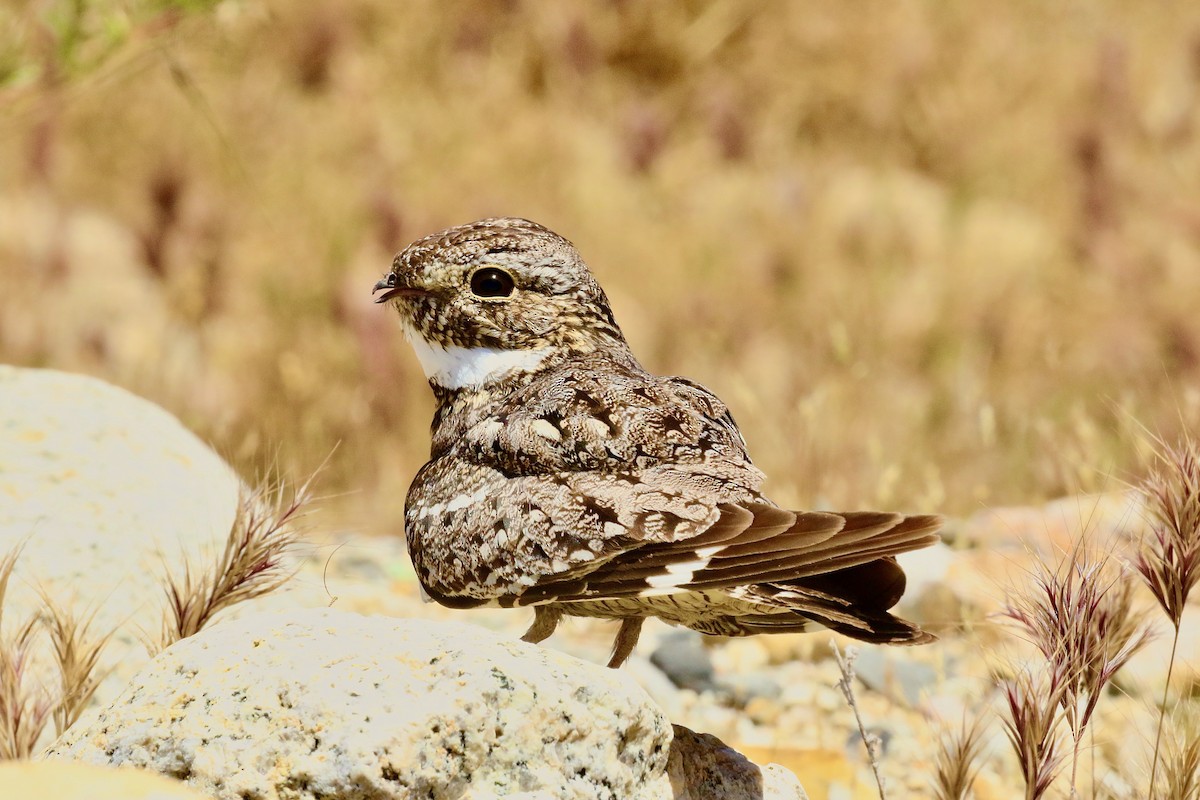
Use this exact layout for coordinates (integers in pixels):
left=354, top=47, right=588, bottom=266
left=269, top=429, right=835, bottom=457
left=3, top=0, right=1200, bottom=536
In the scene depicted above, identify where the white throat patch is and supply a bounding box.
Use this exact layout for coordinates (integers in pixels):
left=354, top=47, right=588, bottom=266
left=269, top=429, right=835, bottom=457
left=401, top=324, right=551, bottom=389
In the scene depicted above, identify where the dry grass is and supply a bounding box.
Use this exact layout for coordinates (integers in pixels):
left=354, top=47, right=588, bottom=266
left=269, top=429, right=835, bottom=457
left=1000, top=665, right=1068, bottom=800
left=2, top=1, right=1200, bottom=535
left=1002, top=547, right=1152, bottom=792
left=933, top=714, right=987, bottom=800
left=926, top=433, right=1200, bottom=799
left=0, top=544, right=110, bottom=757
left=1136, top=436, right=1200, bottom=629
left=0, top=544, right=53, bottom=761
left=998, top=547, right=1152, bottom=798
left=1156, top=713, right=1200, bottom=800
left=0, top=615, right=50, bottom=761
left=156, top=469, right=316, bottom=651
left=0, top=471, right=312, bottom=760
left=38, top=595, right=114, bottom=737
left=833, top=642, right=889, bottom=799
left=1136, top=435, right=1200, bottom=797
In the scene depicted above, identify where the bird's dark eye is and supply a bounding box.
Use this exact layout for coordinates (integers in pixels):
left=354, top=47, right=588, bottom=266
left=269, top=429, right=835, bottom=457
left=469, top=267, right=515, bottom=298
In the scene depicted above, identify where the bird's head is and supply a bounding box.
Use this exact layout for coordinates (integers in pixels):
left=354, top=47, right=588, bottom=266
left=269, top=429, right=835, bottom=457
left=374, top=217, right=629, bottom=390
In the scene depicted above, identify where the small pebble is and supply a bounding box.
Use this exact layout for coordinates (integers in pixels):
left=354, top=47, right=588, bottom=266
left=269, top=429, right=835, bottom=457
left=650, top=630, right=716, bottom=691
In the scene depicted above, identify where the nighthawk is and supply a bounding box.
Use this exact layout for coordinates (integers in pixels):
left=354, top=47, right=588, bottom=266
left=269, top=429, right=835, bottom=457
left=375, top=217, right=940, bottom=668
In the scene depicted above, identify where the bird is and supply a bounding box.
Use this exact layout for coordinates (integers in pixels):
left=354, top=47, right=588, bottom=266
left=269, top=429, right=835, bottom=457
left=374, top=217, right=940, bottom=668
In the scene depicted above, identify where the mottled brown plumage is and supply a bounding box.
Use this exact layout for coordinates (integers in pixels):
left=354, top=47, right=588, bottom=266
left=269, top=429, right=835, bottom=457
left=375, top=217, right=940, bottom=667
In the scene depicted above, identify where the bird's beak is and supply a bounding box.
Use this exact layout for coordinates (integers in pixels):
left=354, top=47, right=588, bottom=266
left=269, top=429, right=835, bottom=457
left=373, top=274, right=429, bottom=304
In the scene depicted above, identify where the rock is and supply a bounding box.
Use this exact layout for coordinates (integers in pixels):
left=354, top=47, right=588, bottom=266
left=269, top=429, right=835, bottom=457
left=625, top=654, right=690, bottom=720
left=0, top=366, right=329, bottom=734
left=0, top=761, right=213, bottom=800
left=843, top=726, right=892, bottom=758
left=0, top=367, right=238, bottom=719
left=894, top=540, right=954, bottom=600
left=958, top=492, right=1143, bottom=555
left=717, top=670, right=783, bottom=707
left=904, top=579, right=981, bottom=634
left=45, top=608, right=674, bottom=800
left=1121, top=610, right=1200, bottom=694
left=668, top=725, right=808, bottom=800
left=918, top=493, right=1149, bottom=622
left=743, top=696, right=782, bottom=727
left=651, top=629, right=717, bottom=692
left=733, top=746, right=854, bottom=800
left=849, top=647, right=937, bottom=707
left=754, top=633, right=816, bottom=665
left=712, top=637, right=771, bottom=674
left=0, top=366, right=243, bottom=625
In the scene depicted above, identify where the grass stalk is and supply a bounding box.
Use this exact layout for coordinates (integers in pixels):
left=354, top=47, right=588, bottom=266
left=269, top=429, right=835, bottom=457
left=157, top=468, right=317, bottom=651
left=1133, top=434, right=1200, bottom=798
left=933, top=713, right=988, bottom=800
left=833, top=642, right=888, bottom=800
left=1147, top=630, right=1179, bottom=796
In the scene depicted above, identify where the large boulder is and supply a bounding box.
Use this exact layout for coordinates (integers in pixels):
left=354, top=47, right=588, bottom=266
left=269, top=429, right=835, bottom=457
left=0, top=365, right=320, bottom=713
left=45, top=608, right=676, bottom=800
left=0, top=365, right=243, bottom=627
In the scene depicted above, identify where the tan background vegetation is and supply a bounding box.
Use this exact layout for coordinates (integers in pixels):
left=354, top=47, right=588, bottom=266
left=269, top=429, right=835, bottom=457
left=3, top=0, right=1200, bottom=534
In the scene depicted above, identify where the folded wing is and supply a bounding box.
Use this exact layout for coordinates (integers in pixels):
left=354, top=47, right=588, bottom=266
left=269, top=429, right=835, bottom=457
left=502, top=501, right=940, bottom=618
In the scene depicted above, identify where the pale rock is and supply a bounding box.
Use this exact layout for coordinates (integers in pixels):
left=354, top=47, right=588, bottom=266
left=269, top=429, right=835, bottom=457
left=904, top=492, right=1149, bottom=626
left=44, top=608, right=674, bottom=800
left=735, top=746, right=855, bottom=799
left=711, top=636, right=771, bottom=674
left=0, top=367, right=332, bottom=723
left=0, top=366, right=251, bottom=716
left=743, top=697, right=782, bottom=727
left=650, top=629, right=716, bottom=691
left=849, top=647, right=937, bottom=707
left=718, top=670, right=783, bottom=707
left=0, top=367, right=243, bottom=629
left=958, top=492, right=1143, bottom=554
left=625, top=653, right=691, bottom=720
left=894, top=540, right=954, bottom=599
left=1120, top=610, right=1200, bottom=693
left=0, top=761, right=213, bottom=800
left=668, top=725, right=809, bottom=800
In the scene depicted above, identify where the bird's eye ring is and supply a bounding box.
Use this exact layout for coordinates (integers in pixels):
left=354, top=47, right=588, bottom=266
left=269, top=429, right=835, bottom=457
left=469, top=267, right=516, bottom=299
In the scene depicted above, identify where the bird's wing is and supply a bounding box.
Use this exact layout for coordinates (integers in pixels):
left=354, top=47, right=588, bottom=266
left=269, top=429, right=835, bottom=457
left=415, top=361, right=939, bottom=609
left=499, top=489, right=941, bottom=608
